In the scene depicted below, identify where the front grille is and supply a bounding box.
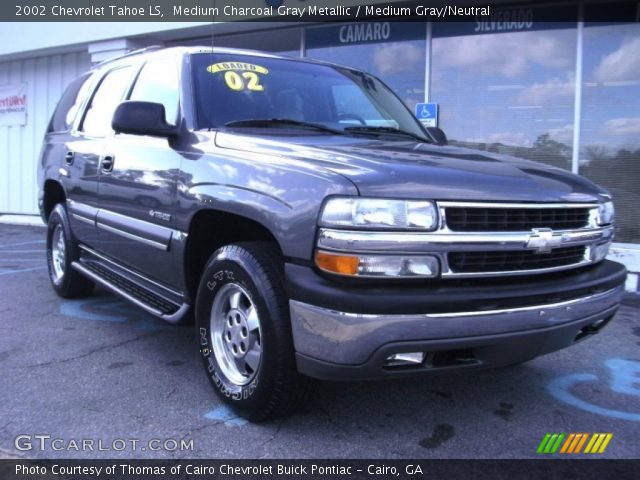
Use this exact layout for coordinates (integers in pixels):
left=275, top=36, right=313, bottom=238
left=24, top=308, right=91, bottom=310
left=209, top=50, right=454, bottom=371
left=445, top=207, right=590, bottom=232
left=449, top=246, right=587, bottom=273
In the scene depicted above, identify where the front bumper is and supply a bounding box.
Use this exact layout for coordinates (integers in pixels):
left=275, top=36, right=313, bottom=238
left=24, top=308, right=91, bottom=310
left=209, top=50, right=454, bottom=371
left=286, top=260, right=626, bottom=380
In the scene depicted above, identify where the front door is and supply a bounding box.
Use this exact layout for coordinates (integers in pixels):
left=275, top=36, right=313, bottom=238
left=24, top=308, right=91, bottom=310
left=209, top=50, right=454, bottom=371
left=95, top=56, right=183, bottom=289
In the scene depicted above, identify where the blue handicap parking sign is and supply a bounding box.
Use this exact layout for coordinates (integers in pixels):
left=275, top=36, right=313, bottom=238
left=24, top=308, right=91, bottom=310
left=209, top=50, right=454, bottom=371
left=415, top=103, right=438, bottom=127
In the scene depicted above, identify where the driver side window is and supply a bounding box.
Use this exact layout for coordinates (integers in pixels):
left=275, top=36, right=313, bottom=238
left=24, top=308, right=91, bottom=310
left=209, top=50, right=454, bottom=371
left=129, top=58, right=180, bottom=125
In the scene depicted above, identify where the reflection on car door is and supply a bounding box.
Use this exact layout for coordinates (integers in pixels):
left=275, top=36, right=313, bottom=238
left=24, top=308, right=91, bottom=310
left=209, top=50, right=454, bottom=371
left=66, top=66, right=134, bottom=247
left=96, top=56, right=182, bottom=289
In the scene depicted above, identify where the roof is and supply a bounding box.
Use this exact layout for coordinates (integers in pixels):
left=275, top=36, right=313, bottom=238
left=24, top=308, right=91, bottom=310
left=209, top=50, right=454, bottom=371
left=93, top=45, right=356, bottom=72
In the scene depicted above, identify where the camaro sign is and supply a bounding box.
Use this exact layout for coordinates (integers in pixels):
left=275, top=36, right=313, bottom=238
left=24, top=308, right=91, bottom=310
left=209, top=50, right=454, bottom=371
left=0, top=83, right=27, bottom=126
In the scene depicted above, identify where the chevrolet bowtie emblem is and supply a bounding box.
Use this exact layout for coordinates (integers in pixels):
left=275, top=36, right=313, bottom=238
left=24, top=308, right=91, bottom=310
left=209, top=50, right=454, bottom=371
left=525, top=228, right=563, bottom=254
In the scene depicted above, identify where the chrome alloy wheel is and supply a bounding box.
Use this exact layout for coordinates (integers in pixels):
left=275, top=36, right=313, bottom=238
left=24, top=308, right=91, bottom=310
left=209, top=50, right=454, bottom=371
left=51, top=224, right=66, bottom=281
left=210, top=283, right=262, bottom=386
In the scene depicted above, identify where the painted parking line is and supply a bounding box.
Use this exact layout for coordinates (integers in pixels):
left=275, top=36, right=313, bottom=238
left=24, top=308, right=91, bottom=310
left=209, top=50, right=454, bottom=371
left=204, top=405, right=248, bottom=426
left=0, top=266, right=47, bottom=276
left=0, top=258, right=44, bottom=262
left=0, top=250, right=45, bottom=253
left=0, top=240, right=45, bottom=248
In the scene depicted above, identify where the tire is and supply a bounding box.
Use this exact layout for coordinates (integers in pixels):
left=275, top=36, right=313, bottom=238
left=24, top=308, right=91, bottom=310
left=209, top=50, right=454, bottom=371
left=196, top=241, right=315, bottom=421
left=46, top=203, right=95, bottom=298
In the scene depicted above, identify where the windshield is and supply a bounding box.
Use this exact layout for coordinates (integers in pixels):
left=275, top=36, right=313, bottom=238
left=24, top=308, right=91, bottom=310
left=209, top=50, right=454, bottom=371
left=190, top=53, right=427, bottom=139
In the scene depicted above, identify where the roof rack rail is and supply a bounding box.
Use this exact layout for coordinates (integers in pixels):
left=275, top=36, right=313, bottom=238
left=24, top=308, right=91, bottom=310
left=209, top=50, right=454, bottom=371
left=96, top=45, right=164, bottom=66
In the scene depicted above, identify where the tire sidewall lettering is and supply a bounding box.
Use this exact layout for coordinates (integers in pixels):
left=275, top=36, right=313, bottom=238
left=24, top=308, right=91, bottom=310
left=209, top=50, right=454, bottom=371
left=199, top=265, right=260, bottom=402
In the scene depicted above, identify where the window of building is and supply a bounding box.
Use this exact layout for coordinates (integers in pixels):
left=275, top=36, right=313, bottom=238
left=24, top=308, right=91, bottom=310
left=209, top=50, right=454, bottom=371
left=580, top=20, right=640, bottom=243
left=305, top=22, right=426, bottom=109
left=80, top=66, right=134, bottom=137
left=431, top=5, right=578, bottom=171
left=129, top=58, right=180, bottom=125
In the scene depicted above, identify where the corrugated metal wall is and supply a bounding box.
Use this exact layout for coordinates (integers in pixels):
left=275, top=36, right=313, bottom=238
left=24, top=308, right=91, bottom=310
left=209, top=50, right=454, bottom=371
left=0, top=50, right=91, bottom=214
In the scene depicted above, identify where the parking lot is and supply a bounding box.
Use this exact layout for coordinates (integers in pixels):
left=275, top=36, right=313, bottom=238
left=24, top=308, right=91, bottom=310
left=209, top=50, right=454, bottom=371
left=0, top=223, right=639, bottom=459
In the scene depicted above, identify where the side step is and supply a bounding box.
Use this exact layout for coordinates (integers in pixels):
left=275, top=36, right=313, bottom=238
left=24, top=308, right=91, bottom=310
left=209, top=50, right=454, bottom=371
left=72, top=261, right=190, bottom=324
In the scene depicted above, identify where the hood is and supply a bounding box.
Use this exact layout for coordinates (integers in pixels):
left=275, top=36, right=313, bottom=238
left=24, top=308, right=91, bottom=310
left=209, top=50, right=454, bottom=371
left=212, top=132, right=608, bottom=203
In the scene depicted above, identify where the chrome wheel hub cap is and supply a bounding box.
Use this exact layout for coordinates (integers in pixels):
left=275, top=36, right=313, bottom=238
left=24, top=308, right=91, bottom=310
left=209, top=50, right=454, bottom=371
left=210, top=283, right=262, bottom=386
left=51, top=224, right=66, bottom=281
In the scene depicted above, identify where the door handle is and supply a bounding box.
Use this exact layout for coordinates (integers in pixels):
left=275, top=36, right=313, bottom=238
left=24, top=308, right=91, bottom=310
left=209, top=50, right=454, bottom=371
left=101, top=155, right=114, bottom=173
left=64, top=151, right=74, bottom=165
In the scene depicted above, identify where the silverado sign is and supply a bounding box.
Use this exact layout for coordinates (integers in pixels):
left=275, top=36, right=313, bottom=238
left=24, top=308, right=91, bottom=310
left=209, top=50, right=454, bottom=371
left=0, top=83, right=27, bottom=126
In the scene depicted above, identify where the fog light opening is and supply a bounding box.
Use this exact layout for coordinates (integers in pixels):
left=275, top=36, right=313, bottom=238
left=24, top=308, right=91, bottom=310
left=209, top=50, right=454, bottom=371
left=384, top=352, right=426, bottom=367
left=574, top=315, right=614, bottom=341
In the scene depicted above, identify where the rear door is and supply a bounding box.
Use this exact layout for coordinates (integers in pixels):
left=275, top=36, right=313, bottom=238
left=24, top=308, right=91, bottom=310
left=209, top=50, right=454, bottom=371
left=42, top=72, right=92, bottom=235
left=96, top=55, right=183, bottom=288
left=67, top=65, right=135, bottom=246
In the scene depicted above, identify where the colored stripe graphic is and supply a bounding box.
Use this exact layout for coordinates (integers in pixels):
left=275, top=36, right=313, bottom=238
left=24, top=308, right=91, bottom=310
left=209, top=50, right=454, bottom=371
left=585, top=433, right=613, bottom=454
left=537, top=433, right=552, bottom=454
left=584, top=434, right=599, bottom=453
left=560, top=433, right=575, bottom=453
left=549, top=433, right=565, bottom=453
left=563, top=433, right=588, bottom=454
left=537, top=433, right=565, bottom=454
left=573, top=433, right=589, bottom=453
left=538, top=433, right=612, bottom=454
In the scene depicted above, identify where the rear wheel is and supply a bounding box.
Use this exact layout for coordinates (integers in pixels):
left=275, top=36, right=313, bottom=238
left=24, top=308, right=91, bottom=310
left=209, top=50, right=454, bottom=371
left=46, top=204, right=94, bottom=298
left=196, top=242, right=315, bottom=421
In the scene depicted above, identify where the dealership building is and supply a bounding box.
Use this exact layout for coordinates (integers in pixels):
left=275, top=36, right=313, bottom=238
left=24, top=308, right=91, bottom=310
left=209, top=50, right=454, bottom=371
left=0, top=1, right=639, bottom=290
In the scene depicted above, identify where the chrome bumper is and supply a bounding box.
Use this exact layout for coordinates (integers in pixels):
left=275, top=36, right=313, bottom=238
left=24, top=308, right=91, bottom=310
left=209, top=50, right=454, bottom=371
left=289, top=285, right=624, bottom=367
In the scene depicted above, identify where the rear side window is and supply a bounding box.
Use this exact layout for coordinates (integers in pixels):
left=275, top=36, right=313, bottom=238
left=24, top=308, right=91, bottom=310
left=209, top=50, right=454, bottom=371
left=80, top=66, right=134, bottom=137
left=47, top=73, right=92, bottom=133
left=129, top=58, right=180, bottom=125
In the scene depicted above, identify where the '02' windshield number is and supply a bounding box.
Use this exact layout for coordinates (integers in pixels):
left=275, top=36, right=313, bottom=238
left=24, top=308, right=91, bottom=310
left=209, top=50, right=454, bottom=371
left=224, top=71, right=264, bottom=91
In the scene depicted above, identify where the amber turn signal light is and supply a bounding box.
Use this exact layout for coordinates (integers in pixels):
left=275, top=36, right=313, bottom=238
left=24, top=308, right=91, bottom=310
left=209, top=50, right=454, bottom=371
left=314, top=251, right=359, bottom=276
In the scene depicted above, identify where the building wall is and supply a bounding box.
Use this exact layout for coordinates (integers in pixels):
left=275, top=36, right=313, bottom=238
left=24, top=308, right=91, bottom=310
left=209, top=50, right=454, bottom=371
left=0, top=50, right=91, bottom=214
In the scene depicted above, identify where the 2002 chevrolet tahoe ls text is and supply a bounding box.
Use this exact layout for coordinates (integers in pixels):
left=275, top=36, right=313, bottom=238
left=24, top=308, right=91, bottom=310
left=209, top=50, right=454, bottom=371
left=38, top=47, right=627, bottom=420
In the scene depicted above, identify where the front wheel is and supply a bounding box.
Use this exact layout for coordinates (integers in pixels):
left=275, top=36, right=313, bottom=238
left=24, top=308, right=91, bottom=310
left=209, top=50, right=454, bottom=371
left=195, top=242, right=315, bottom=421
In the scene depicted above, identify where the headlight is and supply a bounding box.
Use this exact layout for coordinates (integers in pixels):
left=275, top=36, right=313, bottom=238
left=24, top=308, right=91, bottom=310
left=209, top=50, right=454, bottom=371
left=319, top=197, right=438, bottom=230
left=597, top=201, right=615, bottom=226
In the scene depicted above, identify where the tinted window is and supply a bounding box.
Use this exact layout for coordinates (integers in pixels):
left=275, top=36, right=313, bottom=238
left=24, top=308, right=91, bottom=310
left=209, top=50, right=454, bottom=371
left=129, top=58, right=180, bottom=125
left=47, top=73, right=92, bottom=133
left=80, top=66, right=133, bottom=137
left=191, top=53, right=425, bottom=137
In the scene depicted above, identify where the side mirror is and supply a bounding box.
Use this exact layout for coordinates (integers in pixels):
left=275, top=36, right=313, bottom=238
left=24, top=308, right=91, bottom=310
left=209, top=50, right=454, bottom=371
left=426, top=127, right=448, bottom=145
left=112, top=101, right=178, bottom=138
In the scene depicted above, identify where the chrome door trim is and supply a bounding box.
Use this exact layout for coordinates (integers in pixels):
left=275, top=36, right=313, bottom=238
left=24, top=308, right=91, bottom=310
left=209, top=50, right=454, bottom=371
left=72, top=214, right=95, bottom=226
left=95, top=221, right=167, bottom=250
left=95, top=208, right=173, bottom=251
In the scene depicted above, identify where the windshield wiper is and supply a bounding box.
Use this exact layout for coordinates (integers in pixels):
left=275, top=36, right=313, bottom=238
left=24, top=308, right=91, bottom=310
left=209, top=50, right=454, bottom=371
left=344, top=126, right=430, bottom=143
left=225, top=118, right=344, bottom=135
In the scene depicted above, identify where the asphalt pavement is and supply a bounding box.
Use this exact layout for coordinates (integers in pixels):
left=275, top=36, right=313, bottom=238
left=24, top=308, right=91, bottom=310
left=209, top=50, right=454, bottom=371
left=0, top=224, right=639, bottom=459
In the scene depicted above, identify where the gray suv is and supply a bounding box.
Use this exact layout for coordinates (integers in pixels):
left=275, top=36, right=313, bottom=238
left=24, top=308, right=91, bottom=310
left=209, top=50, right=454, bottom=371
left=38, top=47, right=627, bottom=420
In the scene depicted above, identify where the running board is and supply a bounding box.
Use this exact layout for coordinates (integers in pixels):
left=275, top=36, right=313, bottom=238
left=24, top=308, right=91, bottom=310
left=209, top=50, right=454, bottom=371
left=71, top=261, right=190, bottom=324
